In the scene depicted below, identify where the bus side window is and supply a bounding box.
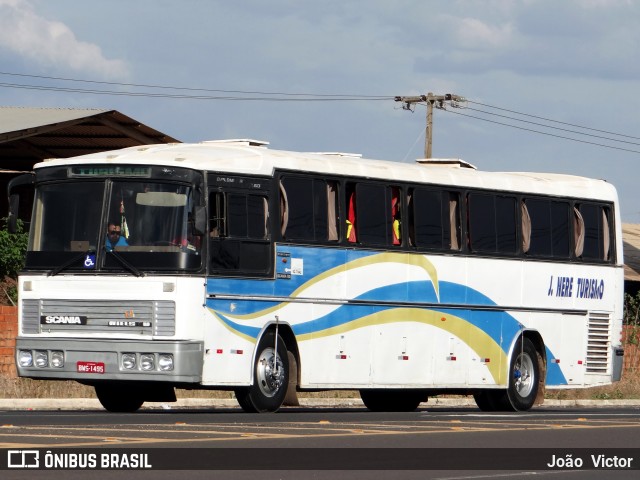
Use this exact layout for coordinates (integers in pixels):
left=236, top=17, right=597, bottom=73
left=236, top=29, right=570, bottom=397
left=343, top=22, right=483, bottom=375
left=468, top=193, right=517, bottom=254
left=410, top=188, right=459, bottom=251
left=523, top=198, right=570, bottom=258
left=354, top=183, right=395, bottom=246
left=327, top=181, right=338, bottom=241
left=577, top=203, right=610, bottom=261
left=391, top=187, right=401, bottom=245
left=346, top=183, right=357, bottom=243
left=209, top=190, right=271, bottom=275
left=209, top=192, right=225, bottom=237
left=279, top=176, right=336, bottom=242
left=449, top=192, right=461, bottom=250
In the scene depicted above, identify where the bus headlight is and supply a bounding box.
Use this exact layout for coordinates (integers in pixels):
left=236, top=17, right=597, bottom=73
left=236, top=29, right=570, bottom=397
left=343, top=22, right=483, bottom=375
left=140, top=354, right=155, bottom=371
left=158, top=354, right=174, bottom=371
left=50, top=351, right=64, bottom=368
left=122, top=353, right=137, bottom=370
left=18, top=350, right=33, bottom=367
left=35, top=351, right=48, bottom=368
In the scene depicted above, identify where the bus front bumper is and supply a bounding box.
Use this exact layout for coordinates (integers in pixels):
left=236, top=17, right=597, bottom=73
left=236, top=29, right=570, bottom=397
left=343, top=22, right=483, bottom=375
left=15, top=337, right=203, bottom=383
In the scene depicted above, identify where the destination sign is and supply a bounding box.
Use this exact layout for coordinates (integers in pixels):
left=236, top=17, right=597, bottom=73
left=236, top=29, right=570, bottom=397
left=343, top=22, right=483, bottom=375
left=68, top=166, right=151, bottom=177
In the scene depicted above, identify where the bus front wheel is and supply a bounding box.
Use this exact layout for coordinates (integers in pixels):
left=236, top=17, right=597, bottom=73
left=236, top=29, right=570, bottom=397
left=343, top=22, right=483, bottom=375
left=359, top=389, right=426, bottom=412
left=235, top=331, right=289, bottom=413
left=95, top=384, right=144, bottom=413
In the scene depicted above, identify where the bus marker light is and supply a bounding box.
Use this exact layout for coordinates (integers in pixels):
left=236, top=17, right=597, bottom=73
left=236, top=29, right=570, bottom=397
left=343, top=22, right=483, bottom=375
left=336, top=354, right=347, bottom=360
left=447, top=356, right=457, bottom=361
left=216, top=349, right=223, bottom=354
left=231, top=349, right=243, bottom=355
left=553, top=359, right=561, bottom=364
left=400, top=355, right=409, bottom=360
left=577, top=360, right=583, bottom=365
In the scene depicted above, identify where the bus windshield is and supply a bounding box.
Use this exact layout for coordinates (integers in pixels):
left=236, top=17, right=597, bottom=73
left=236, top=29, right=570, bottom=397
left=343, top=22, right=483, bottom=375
left=26, top=179, right=203, bottom=272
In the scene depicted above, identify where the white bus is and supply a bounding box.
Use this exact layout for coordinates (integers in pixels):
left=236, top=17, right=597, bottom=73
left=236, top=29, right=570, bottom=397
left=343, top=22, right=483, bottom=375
left=9, top=139, right=624, bottom=413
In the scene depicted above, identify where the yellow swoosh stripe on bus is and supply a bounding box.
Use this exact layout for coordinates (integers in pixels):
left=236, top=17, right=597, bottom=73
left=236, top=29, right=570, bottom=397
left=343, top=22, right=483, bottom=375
left=295, top=308, right=506, bottom=385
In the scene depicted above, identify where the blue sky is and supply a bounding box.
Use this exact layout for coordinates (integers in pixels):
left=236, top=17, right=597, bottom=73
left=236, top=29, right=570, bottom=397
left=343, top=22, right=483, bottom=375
left=1, top=0, right=639, bottom=221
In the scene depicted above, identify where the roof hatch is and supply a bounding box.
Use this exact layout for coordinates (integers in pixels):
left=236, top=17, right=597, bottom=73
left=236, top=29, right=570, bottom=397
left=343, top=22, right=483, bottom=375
left=416, top=158, right=476, bottom=169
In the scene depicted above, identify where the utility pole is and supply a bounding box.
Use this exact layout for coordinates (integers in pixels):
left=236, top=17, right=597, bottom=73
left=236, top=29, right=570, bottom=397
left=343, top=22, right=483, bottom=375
left=395, top=92, right=464, bottom=158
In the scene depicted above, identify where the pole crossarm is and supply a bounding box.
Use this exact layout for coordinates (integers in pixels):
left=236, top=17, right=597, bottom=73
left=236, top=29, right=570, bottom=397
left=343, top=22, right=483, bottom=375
left=394, top=92, right=465, bottom=158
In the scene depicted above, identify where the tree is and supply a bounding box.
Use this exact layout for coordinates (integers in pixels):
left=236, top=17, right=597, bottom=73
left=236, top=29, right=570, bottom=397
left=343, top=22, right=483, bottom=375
left=0, top=218, right=28, bottom=305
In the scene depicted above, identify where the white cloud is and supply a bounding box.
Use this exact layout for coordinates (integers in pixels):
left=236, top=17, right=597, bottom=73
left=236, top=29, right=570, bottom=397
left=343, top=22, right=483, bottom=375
left=451, top=17, right=515, bottom=49
left=0, top=0, right=128, bottom=78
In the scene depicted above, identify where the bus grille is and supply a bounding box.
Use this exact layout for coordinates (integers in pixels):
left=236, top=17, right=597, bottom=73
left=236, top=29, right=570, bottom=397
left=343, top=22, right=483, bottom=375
left=22, top=299, right=175, bottom=336
left=586, top=312, right=610, bottom=374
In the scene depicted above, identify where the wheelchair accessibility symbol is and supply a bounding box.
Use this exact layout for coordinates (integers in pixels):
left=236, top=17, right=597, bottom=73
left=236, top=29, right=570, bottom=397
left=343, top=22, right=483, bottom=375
left=84, top=253, right=96, bottom=269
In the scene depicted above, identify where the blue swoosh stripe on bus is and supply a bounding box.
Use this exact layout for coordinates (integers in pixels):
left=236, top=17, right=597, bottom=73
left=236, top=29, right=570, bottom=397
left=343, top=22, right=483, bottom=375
left=213, top=300, right=567, bottom=385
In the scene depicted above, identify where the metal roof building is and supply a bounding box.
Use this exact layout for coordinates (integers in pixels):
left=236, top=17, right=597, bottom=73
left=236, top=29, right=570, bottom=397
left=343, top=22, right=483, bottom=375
left=0, top=107, right=178, bottom=171
left=623, top=224, right=640, bottom=295
left=0, top=106, right=179, bottom=217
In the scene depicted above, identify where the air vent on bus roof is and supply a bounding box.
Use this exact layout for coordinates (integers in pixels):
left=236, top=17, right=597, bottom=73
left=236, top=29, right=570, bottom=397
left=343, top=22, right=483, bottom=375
left=307, top=152, right=363, bottom=158
left=416, top=158, right=476, bottom=169
left=202, top=139, right=269, bottom=147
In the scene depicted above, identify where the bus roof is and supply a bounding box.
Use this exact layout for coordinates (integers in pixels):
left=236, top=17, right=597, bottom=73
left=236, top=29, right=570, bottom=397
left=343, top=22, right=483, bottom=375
left=35, top=140, right=618, bottom=201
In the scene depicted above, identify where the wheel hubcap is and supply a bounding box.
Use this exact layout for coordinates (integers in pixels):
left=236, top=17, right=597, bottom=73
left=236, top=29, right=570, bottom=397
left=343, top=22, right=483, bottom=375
left=513, top=352, right=535, bottom=397
left=256, top=347, right=284, bottom=397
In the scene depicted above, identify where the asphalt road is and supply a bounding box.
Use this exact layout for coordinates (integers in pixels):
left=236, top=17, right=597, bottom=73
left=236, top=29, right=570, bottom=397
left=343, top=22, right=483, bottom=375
left=1, top=405, right=640, bottom=479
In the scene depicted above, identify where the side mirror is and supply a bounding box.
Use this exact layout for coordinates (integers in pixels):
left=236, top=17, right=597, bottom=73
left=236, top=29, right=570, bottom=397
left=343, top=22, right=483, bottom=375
left=8, top=194, right=19, bottom=233
left=193, top=206, right=206, bottom=235
left=7, top=173, right=34, bottom=234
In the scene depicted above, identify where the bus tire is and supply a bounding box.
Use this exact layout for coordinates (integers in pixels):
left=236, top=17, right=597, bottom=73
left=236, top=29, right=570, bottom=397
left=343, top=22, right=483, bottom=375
left=473, top=391, right=502, bottom=412
left=473, top=338, right=540, bottom=412
left=504, top=337, right=540, bottom=411
left=235, top=331, right=289, bottom=413
left=359, top=389, right=425, bottom=412
left=95, top=384, right=144, bottom=413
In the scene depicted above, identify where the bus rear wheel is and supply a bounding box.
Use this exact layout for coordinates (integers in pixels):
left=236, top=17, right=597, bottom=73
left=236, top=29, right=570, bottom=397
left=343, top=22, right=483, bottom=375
left=473, top=337, right=540, bottom=412
left=505, top=337, right=540, bottom=411
left=95, top=384, right=144, bottom=413
left=359, top=389, right=426, bottom=412
left=235, top=331, right=289, bottom=413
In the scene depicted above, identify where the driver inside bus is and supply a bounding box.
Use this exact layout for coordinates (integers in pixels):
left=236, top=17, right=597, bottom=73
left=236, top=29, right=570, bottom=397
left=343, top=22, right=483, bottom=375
left=105, top=222, right=129, bottom=251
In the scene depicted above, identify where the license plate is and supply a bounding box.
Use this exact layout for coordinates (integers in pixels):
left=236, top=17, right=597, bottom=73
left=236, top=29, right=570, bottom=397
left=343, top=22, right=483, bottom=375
left=76, top=361, right=105, bottom=374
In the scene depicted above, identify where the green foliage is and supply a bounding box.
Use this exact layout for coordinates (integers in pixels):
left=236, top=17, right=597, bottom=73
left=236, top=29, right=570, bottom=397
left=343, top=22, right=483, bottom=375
left=624, top=291, right=640, bottom=325
left=623, top=291, right=640, bottom=346
left=0, top=217, right=28, bottom=280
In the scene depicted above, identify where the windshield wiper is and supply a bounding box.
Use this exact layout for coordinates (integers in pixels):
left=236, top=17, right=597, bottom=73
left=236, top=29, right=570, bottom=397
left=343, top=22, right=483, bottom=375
left=105, top=247, right=145, bottom=277
left=47, top=250, right=95, bottom=277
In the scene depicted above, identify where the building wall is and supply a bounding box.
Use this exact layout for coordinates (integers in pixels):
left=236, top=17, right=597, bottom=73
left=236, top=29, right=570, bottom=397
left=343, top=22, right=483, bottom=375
left=0, top=306, right=17, bottom=378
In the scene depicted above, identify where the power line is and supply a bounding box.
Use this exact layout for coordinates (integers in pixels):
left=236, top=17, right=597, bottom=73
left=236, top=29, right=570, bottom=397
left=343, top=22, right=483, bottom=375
left=0, top=81, right=392, bottom=101
left=468, top=99, right=640, bottom=141
left=464, top=105, right=640, bottom=147
left=1, top=70, right=638, bottom=154
left=443, top=108, right=640, bottom=155
left=0, top=71, right=390, bottom=100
